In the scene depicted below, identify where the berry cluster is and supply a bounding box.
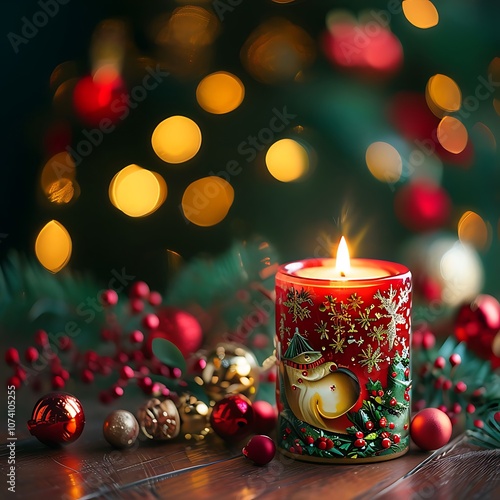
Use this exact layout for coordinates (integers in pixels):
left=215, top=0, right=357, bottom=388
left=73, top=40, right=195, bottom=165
left=5, top=281, right=179, bottom=403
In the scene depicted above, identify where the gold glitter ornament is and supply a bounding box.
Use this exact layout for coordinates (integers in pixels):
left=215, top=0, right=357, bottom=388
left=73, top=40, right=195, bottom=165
left=201, top=343, right=260, bottom=402
left=137, top=398, right=180, bottom=440
left=103, top=409, right=139, bottom=448
left=176, top=393, right=211, bottom=441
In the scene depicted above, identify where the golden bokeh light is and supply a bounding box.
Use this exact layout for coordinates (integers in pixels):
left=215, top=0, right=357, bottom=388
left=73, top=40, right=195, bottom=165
left=152, top=116, right=202, bottom=164
left=41, top=152, right=78, bottom=204
left=402, top=0, right=439, bottom=29
left=265, top=139, right=310, bottom=182
left=35, top=220, right=72, bottom=273
left=437, top=116, right=468, bottom=154
left=181, top=176, right=234, bottom=227
left=196, top=71, right=245, bottom=114
left=365, top=142, right=402, bottom=183
left=241, top=19, right=315, bottom=84
left=153, top=6, right=219, bottom=78
left=426, top=74, right=461, bottom=117
left=109, top=164, right=167, bottom=217
left=458, top=211, right=490, bottom=250
left=50, top=61, right=79, bottom=92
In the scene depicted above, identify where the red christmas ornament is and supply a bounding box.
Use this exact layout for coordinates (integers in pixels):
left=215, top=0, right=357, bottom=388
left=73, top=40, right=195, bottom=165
left=394, top=181, right=451, bottom=232
left=210, top=394, right=254, bottom=441
left=242, top=435, right=276, bottom=465
left=146, top=307, right=203, bottom=358
left=27, top=392, right=85, bottom=447
left=410, top=408, right=452, bottom=451
left=454, top=294, right=500, bottom=368
left=252, top=400, right=278, bottom=434
left=73, top=74, right=127, bottom=126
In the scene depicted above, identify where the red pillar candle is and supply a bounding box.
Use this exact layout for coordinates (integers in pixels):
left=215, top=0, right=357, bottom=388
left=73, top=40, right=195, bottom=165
left=275, top=238, right=412, bottom=463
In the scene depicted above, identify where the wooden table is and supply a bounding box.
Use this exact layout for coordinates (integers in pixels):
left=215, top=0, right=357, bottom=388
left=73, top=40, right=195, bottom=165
left=1, top=397, right=499, bottom=499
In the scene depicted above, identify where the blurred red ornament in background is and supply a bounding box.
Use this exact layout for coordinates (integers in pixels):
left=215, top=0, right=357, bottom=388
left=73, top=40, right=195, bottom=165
left=322, top=19, right=403, bottom=78
left=455, top=294, right=500, bottom=369
left=145, top=307, right=203, bottom=359
left=27, top=392, right=85, bottom=447
left=394, top=181, right=451, bottom=232
left=73, top=74, right=128, bottom=126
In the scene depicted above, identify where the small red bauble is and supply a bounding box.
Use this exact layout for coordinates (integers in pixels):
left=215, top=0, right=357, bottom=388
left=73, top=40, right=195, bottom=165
left=252, top=400, right=277, bottom=434
left=454, top=294, right=500, bottom=368
left=210, top=394, right=254, bottom=441
left=410, top=408, right=452, bottom=451
left=27, top=392, right=85, bottom=447
left=243, top=435, right=276, bottom=465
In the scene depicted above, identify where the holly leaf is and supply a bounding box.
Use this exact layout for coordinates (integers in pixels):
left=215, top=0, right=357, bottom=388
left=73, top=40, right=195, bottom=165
left=152, top=338, right=187, bottom=373
left=365, top=432, right=378, bottom=440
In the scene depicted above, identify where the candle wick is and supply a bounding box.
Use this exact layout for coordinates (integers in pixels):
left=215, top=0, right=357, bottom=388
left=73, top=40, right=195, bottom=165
left=340, top=271, right=346, bottom=277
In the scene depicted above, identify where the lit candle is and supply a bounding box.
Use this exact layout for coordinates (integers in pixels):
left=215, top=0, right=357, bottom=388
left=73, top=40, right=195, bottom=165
left=275, top=237, right=412, bottom=464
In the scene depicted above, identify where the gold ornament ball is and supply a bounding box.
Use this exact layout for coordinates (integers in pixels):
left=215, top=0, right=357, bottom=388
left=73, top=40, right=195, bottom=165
left=137, top=398, right=181, bottom=440
left=201, top=343, right=260, bottom=402
left=176, top=393, right=211, bottom=441
left=103, top=410, right=139, bottom=449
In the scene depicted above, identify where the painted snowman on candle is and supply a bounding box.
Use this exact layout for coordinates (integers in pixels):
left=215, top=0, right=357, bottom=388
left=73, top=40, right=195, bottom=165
left=282, top=328, right=360, bottom=433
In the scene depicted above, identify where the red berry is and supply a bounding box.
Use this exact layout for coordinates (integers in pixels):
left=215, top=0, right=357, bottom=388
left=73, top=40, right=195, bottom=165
left=404, top=424, right=409, bottom=430
left=305, top=436, right=314, bottom=445
left=381, top=431, right=390, bottom=438
left=434, top=356, right=446, bottom=369
left=379, top=417, right=387, bottom=428
left=325, top=439, right=334, bottom=450
left=355, top=431, right=364, bottom=439
left=25, top=347, right=39, bottom=363
left=15, top=367, right=27, bottom=381
left=130, top=298, right=144, bottom=314
left=129, top=281, right=150, bottom=298
left=52, top=375, right=65, bottom=389
left=449, top=353, right=461, bottom=367
left=442, top=379, right=452, bottom=391
left=318, top=441, right=327, bottom=450
left=81, top=369, right=94, bottom=384
left=474, top=419, right=484, bottom=429
left=381, top=438, right=391, bottom=449
left=377, top=390, right=384, bottom=397
left=422, top=332, right=436, bottom=350
left=466, top=404, right=476, bottom=414
left=365, top=421, right=374, bottom=431
left=101, top=289, right=118, bottom=306
left=455, top=381, right=467, bottom=393
left=7, top=375, right=22, bottom=390
left=300, top=427, right=307, bottom=433
left=5, top=348, right=20, bottom=366
left=148, top=291, right=163, bottom=306
left=391, top=372, right=397, bottom=378
left=389, top=422, right=395, bottom=430
left=354, top=439, right=366, bottom=448
left=34, top=329, right=48, bottom=346
left=393, top=434, right=401, bottom=444
left=390, top=398, right=397, bottom=407
left=59, top=335, right=72, bottom=351
left=111, top=385, right=124, bottom=398
left=404, top=368, right=410, bottom=378
left=99, top=390, right=112, bottom=404
left=371, top=390, right=377, bottom=396
left=494, top=412, right=500, bottom=423
left=120, top=365, right=135, bottom=380
left=142, top=314, right=160, bottom=330
left=404, top=393, right=410, bottom=401
left=452, top=403, right=462, bottom=414
left=289, top=446, right=296, bottom=453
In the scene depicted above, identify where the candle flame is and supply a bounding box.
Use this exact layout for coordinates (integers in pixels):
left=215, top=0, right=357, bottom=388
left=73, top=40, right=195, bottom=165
left=335, top=236, right=351, bottom=276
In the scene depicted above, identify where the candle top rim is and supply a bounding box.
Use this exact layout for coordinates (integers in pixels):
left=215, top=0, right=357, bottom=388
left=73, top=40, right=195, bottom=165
left=278, top=258, right=411, bottom=282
